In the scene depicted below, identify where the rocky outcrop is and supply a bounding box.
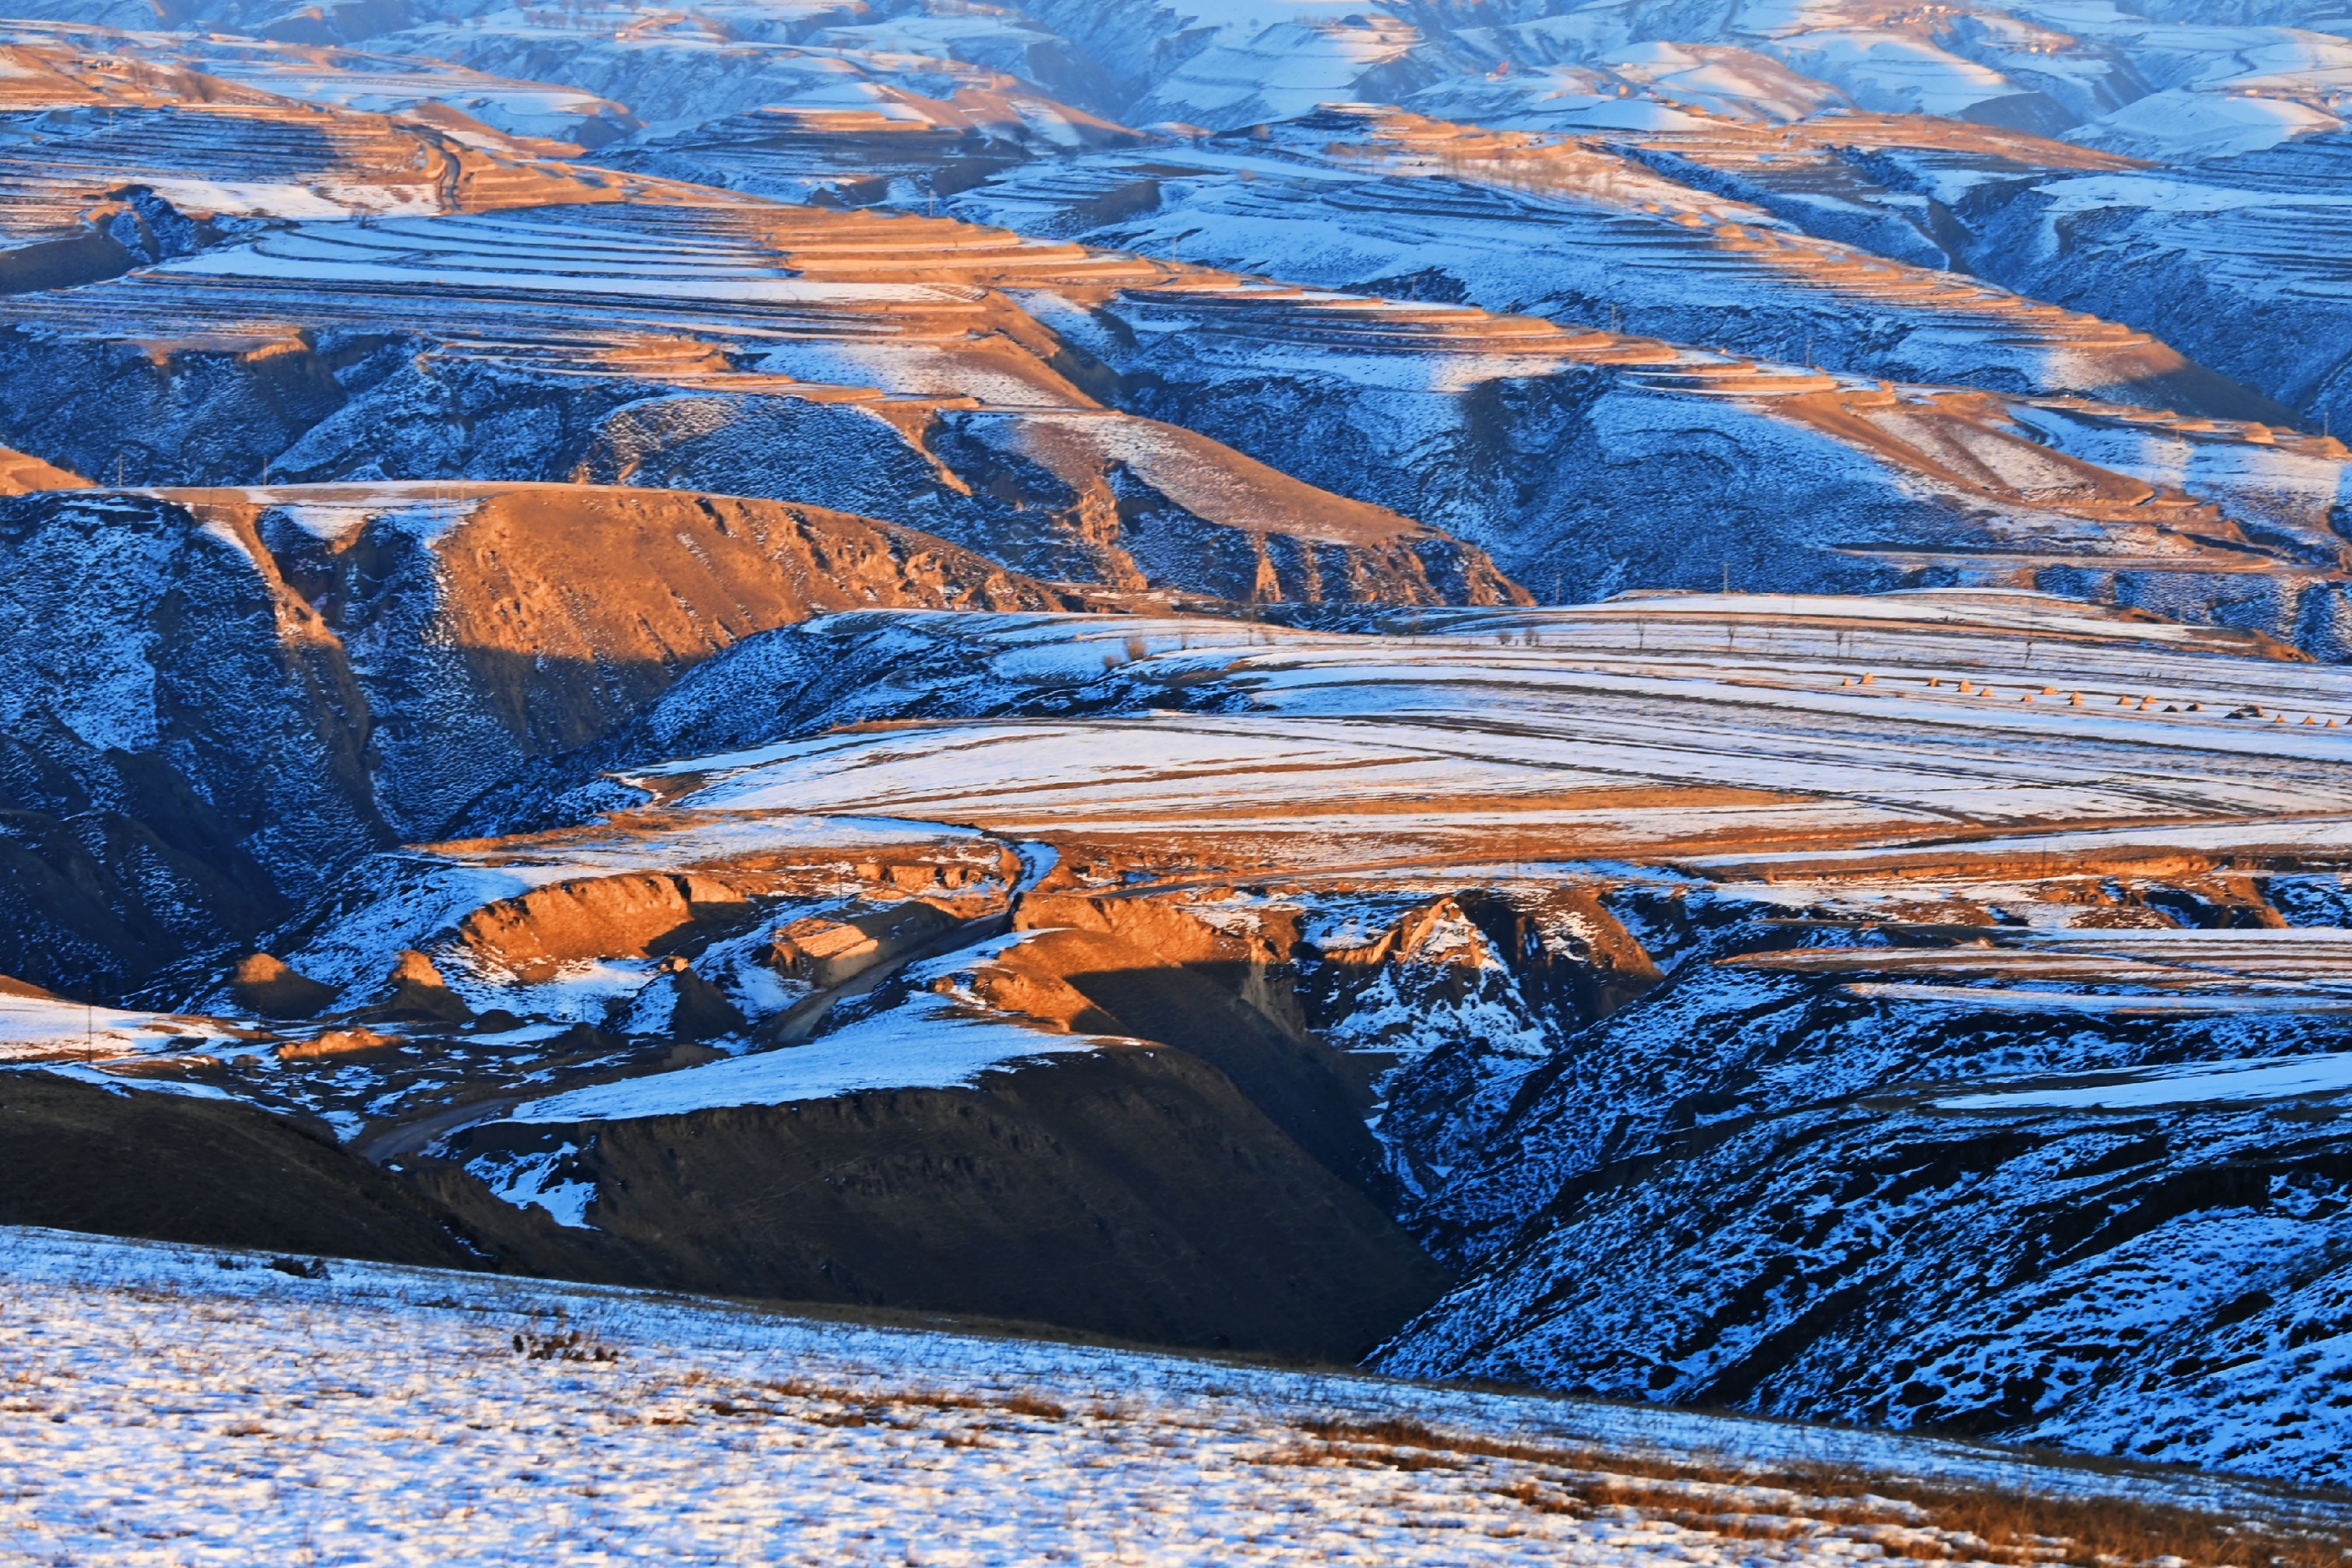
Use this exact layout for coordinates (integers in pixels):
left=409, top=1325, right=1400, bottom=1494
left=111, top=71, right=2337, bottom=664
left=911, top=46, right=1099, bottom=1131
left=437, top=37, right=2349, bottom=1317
left=1015, top=891, right=1310, bottom=1037
left=227, top=952, right=337, bottom=1018
left=1304, top=888, right=1665, bottom=1198
left=1001, top=886, right=1670, bottom=1205
left=275, top=1025, right=400, bottom=1061
left=456, top=872, right=756, bottom=981
left=372, top=949, right=471, bottom=1023
left=764, top=901, right=961, bottom=990
left=982, top=914, right=1389, bottom=1204
left=659, top=957, right=748, bottom=1040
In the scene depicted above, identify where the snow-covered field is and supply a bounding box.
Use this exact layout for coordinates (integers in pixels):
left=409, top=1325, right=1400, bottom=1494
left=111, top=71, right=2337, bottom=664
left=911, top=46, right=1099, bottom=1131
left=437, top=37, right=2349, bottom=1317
left=1, top=1225, right=2342, bottom=1567
left=622, top=595, right=2352, bottom=868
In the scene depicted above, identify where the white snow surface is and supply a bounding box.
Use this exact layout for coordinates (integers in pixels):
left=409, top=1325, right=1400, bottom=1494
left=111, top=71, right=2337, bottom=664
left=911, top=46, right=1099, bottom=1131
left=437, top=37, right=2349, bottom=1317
left=509, top=939, right=1106, bottom=1122
left=2, top=1224, right=2345, bottom=1567
left=0, top=992, right=216, bottom=1063
left=1935, top=1050, right=2352, bottom=1110
left=640, top=598, right=2352, bottom=867
left=2071, top=89, right=2344, bottom=162
left=464, top=1141, right=597, bottom=1227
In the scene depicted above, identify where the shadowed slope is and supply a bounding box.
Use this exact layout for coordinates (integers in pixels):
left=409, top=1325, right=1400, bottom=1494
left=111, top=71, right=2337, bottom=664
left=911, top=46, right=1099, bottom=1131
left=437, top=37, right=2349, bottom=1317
left=0, top=1071, right=478, bottom=1266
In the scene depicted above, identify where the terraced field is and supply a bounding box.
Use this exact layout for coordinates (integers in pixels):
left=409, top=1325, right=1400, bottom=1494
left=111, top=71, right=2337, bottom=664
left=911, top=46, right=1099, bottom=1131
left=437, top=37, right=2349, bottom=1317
left=599, top=597, right=2352, bottom=864
left=945, top=108, right=2271, bottom=416
left=0, top=42, right=632, bottom=248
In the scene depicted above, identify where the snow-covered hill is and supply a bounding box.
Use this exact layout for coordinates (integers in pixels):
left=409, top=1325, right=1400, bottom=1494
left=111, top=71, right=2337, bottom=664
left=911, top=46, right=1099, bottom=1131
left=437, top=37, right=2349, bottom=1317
left=8, top=1224, right=2347, bottom=1567
left=0, top=482, right=1062, bottom=993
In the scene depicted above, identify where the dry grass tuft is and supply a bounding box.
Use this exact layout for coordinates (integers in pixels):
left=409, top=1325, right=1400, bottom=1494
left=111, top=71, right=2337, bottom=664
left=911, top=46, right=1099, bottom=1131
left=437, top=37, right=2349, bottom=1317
left=1275, top=1418, right=2352, bottom=1568
left=700, top=1378, right=1068, bottom=1429
left=1498, top=1479, right=1583, bottom=1516
left=511, top=1327, right=618, bottom=1364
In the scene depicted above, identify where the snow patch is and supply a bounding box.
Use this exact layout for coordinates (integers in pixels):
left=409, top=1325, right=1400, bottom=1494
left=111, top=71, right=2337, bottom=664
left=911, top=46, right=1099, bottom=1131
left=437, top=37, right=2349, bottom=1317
left=1935, top=1052, right=2352, bottom=1111
left=465, top=1143, right=599, bottom=1228
left=509, top=991, right=1101, bottom=1122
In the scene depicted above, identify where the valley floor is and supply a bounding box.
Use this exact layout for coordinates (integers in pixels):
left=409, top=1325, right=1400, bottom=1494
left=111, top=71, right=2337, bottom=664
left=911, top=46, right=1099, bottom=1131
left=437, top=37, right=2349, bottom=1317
left=0, top=1228, right=2343, bottom=1568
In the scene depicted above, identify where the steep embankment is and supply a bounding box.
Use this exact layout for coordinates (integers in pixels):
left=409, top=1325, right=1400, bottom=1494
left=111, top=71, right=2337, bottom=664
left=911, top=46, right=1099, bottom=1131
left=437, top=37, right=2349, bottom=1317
left=1377, top=916, right=2352, bottom=1486
left=0, top=482, right=1059, bottom=995
left=425, top=1041, right=1445, bottom=1360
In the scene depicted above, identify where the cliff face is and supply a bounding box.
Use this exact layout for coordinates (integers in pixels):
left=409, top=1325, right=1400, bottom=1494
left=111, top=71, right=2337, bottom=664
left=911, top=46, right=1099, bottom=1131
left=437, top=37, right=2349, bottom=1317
left=0, top=483, right=1063, bottom=992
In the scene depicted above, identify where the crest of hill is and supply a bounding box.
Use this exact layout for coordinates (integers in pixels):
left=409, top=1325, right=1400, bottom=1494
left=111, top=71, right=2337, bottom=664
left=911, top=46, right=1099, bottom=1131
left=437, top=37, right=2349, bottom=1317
left=0, top=20, right=644, bottom=150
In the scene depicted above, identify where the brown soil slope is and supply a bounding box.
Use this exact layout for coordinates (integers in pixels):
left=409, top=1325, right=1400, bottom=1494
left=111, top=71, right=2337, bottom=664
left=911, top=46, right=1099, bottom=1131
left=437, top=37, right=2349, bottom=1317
left=424, top=1045, right=1448, bottom=1360
left=987, top=917, right=1392, bottom=1201
left=0, top=446, right=89, bottom=493
left=0, top=1072, right=478, bottom=1267
left=168, top=483, right=1067, bottom=753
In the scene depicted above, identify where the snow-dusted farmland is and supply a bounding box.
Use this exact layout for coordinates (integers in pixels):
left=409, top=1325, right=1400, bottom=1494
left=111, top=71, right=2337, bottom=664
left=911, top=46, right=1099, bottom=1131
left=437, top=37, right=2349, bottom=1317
left=0, top=1226, right=2342, bottom=1568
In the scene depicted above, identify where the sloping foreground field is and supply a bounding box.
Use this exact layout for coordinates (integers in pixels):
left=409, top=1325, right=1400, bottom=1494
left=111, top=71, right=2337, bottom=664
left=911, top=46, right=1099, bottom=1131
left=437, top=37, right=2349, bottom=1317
left=3, top=1225, right=2349, bottom=1568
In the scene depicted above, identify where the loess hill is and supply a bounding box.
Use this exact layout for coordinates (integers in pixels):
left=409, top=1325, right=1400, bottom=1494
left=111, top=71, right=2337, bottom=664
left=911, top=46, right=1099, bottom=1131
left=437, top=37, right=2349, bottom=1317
left=2, top=0, right=2351, bottom=1501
